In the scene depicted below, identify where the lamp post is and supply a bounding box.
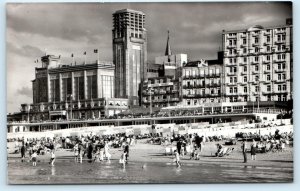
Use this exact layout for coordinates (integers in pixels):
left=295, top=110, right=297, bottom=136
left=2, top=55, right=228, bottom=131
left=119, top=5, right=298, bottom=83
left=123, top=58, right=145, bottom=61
left=147, top=87, right=154, bottom=116
left=68, top=94, right=73, bottom=120
left=27, top=104, right=30, bottom=123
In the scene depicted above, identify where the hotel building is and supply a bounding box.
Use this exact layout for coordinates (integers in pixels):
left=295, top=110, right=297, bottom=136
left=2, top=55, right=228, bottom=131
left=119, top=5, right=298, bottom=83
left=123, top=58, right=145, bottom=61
left=222, top=19, right=293, bottom=103
left=182, top=52, right=224, bottom=107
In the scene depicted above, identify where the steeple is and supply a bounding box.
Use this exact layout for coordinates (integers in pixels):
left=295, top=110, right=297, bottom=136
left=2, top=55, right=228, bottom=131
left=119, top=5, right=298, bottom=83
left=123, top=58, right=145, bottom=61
left=165, top=30, right=172, bottom=56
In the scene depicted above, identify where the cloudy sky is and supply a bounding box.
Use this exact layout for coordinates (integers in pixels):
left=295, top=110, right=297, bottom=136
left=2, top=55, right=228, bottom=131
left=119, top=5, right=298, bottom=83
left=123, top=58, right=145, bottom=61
left=6, top=2, right=292, bottom=113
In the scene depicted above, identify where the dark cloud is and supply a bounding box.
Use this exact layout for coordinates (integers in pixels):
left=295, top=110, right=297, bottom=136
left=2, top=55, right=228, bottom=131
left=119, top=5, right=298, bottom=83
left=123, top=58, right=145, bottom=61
left=16, top=86, right=32, bottom=98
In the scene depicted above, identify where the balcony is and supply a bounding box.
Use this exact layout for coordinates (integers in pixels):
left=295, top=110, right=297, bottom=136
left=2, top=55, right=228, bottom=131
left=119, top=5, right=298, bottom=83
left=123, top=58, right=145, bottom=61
left=263, top=42, right=271, bottom=46
left=252, top=71, right=260, bottom=75
left=250, top=61, right=259, bottom=65
left=273, top=79, right=286, bottom=83
left=262, top=60, right=270, bottom=64
left=252, top=33, right=260, bottom=37
left=263, top=32, right=271, bottom=36
left=182, top=85, right=194, bottom=89
left=226, top=45, right=237, bottom=49
left=274, top=59, right=285, bottom=63
left=240, top=44, right=247, bottom=48
left=238, top=82, right=247, bottom=86
left=252, top=42, right=260, bottom=47
left=264, top=70, right=271, bottom=74
left=226, top=83, right=236, bottom=86
left=275, top=69, right=285, bottom=73
left=274, top=40, right=286, bottom=45
left=239, top=62, right=247, bottom=66
left=240, top=71, right=247, bottom=75
left=227, top=72, right=237, bottom=76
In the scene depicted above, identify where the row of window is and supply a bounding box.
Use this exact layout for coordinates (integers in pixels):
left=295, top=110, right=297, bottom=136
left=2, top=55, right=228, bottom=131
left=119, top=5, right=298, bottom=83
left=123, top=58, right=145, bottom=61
left=227, top=54, right=287, bottom=64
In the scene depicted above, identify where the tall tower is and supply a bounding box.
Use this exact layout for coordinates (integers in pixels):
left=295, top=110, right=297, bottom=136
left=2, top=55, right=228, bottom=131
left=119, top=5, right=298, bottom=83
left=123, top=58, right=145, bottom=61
left=112, top=9, right=147, bottom=106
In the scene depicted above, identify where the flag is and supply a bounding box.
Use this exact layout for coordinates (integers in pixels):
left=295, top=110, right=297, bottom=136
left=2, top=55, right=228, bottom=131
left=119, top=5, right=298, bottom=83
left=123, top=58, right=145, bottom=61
left=94, top=49, right=98, bottom=53
left=71, top=53, right=74, bottom=57
left=84, top=51, right=86, bottom=55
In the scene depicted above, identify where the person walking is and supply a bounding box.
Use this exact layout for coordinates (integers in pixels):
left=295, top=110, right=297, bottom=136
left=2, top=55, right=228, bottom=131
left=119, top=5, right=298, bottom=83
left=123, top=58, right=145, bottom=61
left=176, top=140, right=182, bottom=155
left=241, top=140, right=248, bottom=163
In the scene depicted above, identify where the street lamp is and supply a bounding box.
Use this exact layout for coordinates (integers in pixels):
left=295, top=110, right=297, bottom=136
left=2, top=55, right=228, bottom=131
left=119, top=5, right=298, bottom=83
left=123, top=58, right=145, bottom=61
left=68, top=94, right=73, bottom=120
left=146, top=87, right=154, bottom=116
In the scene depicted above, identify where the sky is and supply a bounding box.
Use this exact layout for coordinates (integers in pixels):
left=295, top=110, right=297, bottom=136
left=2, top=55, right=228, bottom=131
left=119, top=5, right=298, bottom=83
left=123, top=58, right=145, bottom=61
left=6, top=2, right=292, bottom=113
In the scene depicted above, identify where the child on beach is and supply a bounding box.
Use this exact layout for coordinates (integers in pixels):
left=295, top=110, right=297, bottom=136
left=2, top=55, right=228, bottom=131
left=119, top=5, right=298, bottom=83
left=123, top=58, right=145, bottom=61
left=31, top=150, right=37, bottom=166
left=119, top=151, right=127, bottom=168
left=49, top=150, right=55, bottom=166
left=174, top=150, right=181, bottom=167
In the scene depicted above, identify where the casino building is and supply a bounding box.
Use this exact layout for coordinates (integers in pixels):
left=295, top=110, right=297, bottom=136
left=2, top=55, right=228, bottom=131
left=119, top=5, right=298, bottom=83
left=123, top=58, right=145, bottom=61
left=19, top=55, right=128, bottom=122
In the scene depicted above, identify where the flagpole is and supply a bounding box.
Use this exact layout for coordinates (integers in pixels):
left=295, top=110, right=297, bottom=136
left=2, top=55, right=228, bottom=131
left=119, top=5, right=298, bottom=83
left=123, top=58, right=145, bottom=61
left=97, top=51, right=100, bottom=64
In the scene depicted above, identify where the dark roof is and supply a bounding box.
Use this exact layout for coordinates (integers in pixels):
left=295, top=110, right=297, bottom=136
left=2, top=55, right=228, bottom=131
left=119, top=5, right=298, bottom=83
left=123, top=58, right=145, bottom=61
left=184, top=59, right=222, bottom=67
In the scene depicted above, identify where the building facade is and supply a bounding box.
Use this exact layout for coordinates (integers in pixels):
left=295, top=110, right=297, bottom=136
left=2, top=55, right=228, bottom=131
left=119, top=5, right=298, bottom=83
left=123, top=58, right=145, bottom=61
left=20, top=55, right=128, bottom=122
left=222, top=19, right=293, bottom=103
left=182, top=58, right=223, bottom=106
left=112, top=9, right=147, bottom=106
left=141, top=75, right=181, bottom=108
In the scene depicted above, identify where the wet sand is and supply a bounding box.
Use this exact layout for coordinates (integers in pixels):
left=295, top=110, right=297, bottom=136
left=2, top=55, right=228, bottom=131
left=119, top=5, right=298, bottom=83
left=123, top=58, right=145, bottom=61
left=7, top=140, right=293, bottom=184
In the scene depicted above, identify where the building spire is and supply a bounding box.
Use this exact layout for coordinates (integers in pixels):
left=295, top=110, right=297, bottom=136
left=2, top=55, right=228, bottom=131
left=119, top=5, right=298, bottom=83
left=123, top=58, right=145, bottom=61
left=165, top=30, right=172, bottom=56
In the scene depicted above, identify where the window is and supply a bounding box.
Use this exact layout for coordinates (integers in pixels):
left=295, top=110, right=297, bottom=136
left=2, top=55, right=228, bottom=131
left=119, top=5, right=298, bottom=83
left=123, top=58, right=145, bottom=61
left=283, top=85, right=286, bottom=91
left=267, top=55, right=270, bottom=60
left=277, top=54, right=281, bottom=60
left=255, top=56, right=259, bottom=62
left=244, top=66, right=247, bottom=72
left=282, top=35, right=286, bottom=41
left=267, top=85, right=271, bottom=92
left=267, top=65, right=270, bottom=70
left=277, top=35, right=281, bottom=41
left=255, top=65, right=259, bottom=71
left=255, top=76, right=259, bottom=81
left=283, top=74, right=286, bottom=80
left=278, top=64, right=281, bottom=70
left=282, top=54, right=286, bottom=59
left=267, top=95, right=271, bottom=101
left=243, top=48, right=247, bottom=53
left=267, top=36, right=270, bottom=42
left=244, top=57, right=247, bottom=62
left=230, top=77, right=233, bottom=83
left=234, top=87, right=237, bottom=93
left=255, top=86, right=259, bottom=92
left=255, top=47, right=259, bottom=52
left=230, top=87, right=233, bottom=93
left=244, top=87, right=247, bottom=93
left=267, top=75, right=271, bottom=81
left=267, top=46, right=271, bottom=52
left=187, top=100, right=191, bottom=105
left=255, top=38, right=258, bottom=43
left=278, top=74, right=282, bottom=80
left=282, top=63, right=286, bottom=69
left=194, top=100, right=197, bottom=105
left=243, top=39, right=246, bottom=44
left=234, top=77, right=237, bottom=83
left=278, top=85, right=282, bottom=91
left=244, top=76, right=247, bottom=82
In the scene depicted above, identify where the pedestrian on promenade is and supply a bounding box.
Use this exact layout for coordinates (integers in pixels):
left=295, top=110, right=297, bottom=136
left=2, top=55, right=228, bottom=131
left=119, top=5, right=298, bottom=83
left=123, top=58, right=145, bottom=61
left=104, top=141, right=111, bottom=162
left=78, top=142, right=84, bottom=163
left=31, top=150, right=37, bottom=166
left=49, top=150, right=55, bottom=166
left=251, top=139, right=257, bottom=160
left=241, top=140, right=247, bottom=163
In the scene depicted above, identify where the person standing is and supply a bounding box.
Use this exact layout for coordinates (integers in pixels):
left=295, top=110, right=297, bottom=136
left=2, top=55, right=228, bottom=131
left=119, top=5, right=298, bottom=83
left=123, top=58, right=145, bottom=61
left=124, top=142, right=129, bottom=162
left=31, top=151, right=37, bottom=166
left=176, top=140, right=182, bottom=155
left=49, top=150, right=55, bottom=166
left=250, top=139, right=257, bottom=160
left=241, top=140, right=248, bottom=163
left=20, top=143, right=26, bottom=161
left=87, top=142, right=93, bottom=163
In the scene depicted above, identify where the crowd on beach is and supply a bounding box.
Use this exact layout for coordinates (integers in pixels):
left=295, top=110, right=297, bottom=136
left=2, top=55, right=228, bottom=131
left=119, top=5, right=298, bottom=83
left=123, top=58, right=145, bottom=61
left=8, top=128, right=293, bottom=168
